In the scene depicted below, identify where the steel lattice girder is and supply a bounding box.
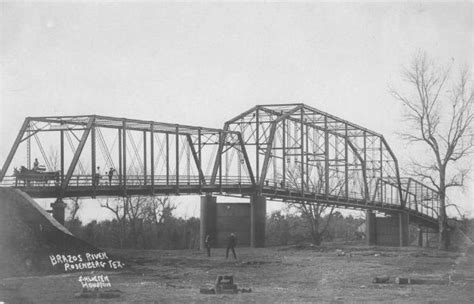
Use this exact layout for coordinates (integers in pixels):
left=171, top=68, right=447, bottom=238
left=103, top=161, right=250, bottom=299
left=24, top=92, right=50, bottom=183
left=0, top=106, right=440, bottom=223
left=224, top=104, right=405, bottom=208
left=0, top=115, right=255, bottom=194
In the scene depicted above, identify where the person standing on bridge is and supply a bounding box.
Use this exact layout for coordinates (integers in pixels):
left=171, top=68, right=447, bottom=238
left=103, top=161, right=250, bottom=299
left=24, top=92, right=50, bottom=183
left=226, top=233, right=237, bottom=259
left=107, top=168, right=115, bottom=185
left=33, top=158, right=39, bottom=170
left=93, top=166, right=101, bottom=187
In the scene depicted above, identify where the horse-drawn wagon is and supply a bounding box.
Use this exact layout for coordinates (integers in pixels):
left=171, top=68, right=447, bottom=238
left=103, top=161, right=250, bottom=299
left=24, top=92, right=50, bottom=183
left=14, top=166, right=60, bottom=186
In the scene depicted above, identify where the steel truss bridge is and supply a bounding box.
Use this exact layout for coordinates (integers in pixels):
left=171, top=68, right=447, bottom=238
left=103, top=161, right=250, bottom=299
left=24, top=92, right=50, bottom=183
left=0, top=104, right=439, bottom=227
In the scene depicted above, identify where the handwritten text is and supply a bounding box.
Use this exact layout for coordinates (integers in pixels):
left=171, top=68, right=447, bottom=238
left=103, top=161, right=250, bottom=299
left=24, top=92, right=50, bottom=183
left=49, top=252, right=124, bottom=271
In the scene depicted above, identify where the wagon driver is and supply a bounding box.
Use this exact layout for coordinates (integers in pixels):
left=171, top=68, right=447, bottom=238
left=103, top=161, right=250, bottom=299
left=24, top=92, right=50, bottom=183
left=33, top=158, right=39, bottom=170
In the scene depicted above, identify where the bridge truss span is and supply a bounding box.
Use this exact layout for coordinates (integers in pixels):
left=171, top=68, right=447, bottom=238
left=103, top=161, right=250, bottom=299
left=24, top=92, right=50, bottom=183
left=0, top=104, right=439, bottom=225
left=0, top=115, right=255, bottom=197
left=224, top=104, right=438, bottom=224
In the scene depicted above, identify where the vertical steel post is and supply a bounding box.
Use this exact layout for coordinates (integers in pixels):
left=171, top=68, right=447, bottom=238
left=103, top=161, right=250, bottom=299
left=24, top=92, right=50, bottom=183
left=391, top=184, right=393, bottom=204
left=379, top=138, right=383, bottom=203
left=414, top=182, right=418, bottom=212
left=150, top=123, right=154, bottom=194
left=27, top=129, right=31, bottom=170
left=363, top=131, right=367, bottom=200
left=143, top=130, right=147, bottom=185
left=273, top=128, right=277, bottom=183
left=272, top=126, right=278, bottom=186
left=187, top=137, right=191, bottom=185
left=431, top=190, right=434, bottom=218
left=305, top=123, right=309, bottom=191
left=282, top=119, right=286, bottom=188
left=219, top=131, right=222, bottom=190
left=118, top=129, right=122, bottom=185
left=210, top=129, right=226, bottom=185
left=60, top=129, right=64, bottom=184
left=225, top=143, right=228, bottom=182
left=175, top=126, right=179, bottom=191
left=324, top=116, right=329, bottom=196
left=122, top=120, right=127, bottom=188
left=345, top=124, right=349, bottom=198
left=198, top=128, right=202, bottom=190
left=166, top=133, right=169, bottom=185
left=256, top=108, right=260, bottom=183
left=300, top=109, right=304, bottom=194
left=91, top=125, right=96, bottom=187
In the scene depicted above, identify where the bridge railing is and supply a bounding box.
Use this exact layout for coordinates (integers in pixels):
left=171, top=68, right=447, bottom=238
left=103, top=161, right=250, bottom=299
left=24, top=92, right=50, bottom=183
left=2, top=174, right=438, bottom=221
left=0, top=174, right=255, bottom=189
left=1, top=172, right=438, bottom=221
left=399, top=178, right=439, bottom=219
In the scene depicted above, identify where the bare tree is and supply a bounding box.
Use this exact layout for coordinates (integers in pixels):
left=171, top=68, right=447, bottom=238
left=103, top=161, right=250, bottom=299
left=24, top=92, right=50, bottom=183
left=143, top=196, right=176, bottom=225
left=67, top=197, right=82, bottom=221
left=101, top=195, right=176, bottom=248
left=288, top=201, right=335, bottom=245
left=126, top=196, right=150, bottom=247
left=391, top=51, right=474, bottom=250
left=285, top=163, right=344, bottom=245
left=101, top=197, right=129, bottom=248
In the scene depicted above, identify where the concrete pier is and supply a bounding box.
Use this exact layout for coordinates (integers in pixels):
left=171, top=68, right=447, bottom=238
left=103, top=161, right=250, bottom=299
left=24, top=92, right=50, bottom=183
left=200, top=195, right=217, bottom=250
left=366, top=210, right=376, bottom=245
left=250, top=195, right=266, bottom=248
left=366, top=211, right=409, bottom=247
left=399, top=213, right=409, bottom=247
left=50, top=198, right=67, bottom=225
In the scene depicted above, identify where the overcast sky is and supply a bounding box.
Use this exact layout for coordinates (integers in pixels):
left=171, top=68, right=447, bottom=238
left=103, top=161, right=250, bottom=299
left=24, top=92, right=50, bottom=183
left=1, top=1, right=473, bottom=220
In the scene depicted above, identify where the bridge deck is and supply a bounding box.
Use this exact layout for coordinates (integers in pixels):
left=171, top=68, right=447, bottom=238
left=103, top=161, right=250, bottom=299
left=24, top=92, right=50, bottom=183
left=0, top=108, right=440, bottom=230
left=1, top=174, right=438, bottom=229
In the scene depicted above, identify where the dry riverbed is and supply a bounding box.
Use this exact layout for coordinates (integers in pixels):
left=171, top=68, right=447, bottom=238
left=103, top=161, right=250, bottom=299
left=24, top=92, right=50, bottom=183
left=1, top=244, right=473, bottom=303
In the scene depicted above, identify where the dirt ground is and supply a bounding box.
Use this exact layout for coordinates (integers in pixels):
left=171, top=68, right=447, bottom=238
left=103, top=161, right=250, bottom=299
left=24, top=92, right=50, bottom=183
left=1, top=244, right=473, bottom=303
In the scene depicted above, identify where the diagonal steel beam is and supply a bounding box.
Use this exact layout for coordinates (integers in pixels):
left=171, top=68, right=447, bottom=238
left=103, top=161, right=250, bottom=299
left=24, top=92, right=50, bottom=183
left=237, top=132, right=255, bottom=185
left=0, top=118, right=30, bottom=182
left=381, top=137, right=405, bottom=207
left=186, top=134, right=206, bottom=185
left=345, top=139, right=370, bottom=201
left=259, top=122, right=278, bottom=188
left=211, top=128, right=226, bottom=185
left=62, top=117, right=95, bottom=192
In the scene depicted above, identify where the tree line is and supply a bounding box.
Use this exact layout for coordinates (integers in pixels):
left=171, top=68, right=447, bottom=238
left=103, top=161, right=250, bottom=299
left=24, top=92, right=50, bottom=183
left=266, top=210, right=365, bottom=246
left=66, top=196, right=200, bottom=250
left=65, top=197, right=365, bottom=250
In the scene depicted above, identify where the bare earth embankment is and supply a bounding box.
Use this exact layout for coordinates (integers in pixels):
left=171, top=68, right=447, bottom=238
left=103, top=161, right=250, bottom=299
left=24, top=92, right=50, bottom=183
left=1, top=244, right=474, bottom=303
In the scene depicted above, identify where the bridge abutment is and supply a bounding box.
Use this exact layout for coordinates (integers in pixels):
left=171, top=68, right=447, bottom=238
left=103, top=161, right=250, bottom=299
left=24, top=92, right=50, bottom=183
left=366, top=211, right=377, bottom=245
left=50, top=198, right=67, bottom=225
left=200, top=195, right=217, bottom=251
left=250, top=195, right=266, bottom=248
left=366, top=211, right=409, bottom=247
left=418, top=227, right=423, bottom=247
left=398, top=213, right=409, bottom=247
left=200, top=195, right=266, bottom=249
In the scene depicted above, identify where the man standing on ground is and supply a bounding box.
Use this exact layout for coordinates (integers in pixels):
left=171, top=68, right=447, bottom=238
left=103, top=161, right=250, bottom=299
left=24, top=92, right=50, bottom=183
left=226, top=233, right=237, bottom=259
left=205, top=234, right=212, bottom=257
